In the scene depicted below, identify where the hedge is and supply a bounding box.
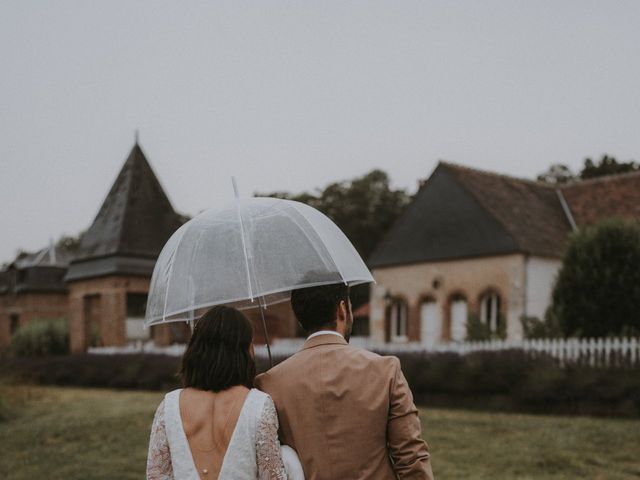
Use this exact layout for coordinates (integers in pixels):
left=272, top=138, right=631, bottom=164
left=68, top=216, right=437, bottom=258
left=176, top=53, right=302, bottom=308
left=1, top=350, right=638, bottom=417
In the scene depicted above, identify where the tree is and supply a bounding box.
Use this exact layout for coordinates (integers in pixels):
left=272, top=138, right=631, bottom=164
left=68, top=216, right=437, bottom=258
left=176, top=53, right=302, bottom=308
left=536, top=164, right=576, bottom=184
left=580, top=154, right=639, bottom=180
left=537, top=155, right=639, bottom=185
left=550, top=218, right=640, bottom=337
left=56, top=233, right=84, bottom=252
left=258, top=170, right=411, bottom=310
left=257, top=169, right=411, bottom=260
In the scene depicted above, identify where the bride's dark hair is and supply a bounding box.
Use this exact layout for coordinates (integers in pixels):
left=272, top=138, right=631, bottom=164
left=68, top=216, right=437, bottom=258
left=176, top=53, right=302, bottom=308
left=179, top=305, right=256, bottom=392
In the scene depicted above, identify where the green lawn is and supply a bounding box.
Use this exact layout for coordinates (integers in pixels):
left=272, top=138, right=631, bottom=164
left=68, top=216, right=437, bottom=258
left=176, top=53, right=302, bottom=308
left=0, top=385, right=639, bottom=479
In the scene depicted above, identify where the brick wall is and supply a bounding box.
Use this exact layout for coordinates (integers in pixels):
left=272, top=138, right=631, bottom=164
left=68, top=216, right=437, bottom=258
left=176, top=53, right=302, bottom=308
left=371, top=253, right=528, bottom=344
left=68, top=276, right=150, bottom=353
left=2, top=275, right=302, bottom=352
left=0, top=292, right=69, bottom=349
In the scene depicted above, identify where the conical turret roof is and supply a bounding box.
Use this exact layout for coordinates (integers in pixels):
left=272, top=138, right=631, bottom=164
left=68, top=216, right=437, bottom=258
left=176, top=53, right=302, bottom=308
left=65, top=144, right=185, bottom=281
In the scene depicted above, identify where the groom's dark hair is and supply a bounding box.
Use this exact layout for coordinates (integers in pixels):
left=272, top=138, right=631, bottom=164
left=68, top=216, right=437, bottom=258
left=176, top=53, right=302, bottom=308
left=291, top=282, right=350, bottom=333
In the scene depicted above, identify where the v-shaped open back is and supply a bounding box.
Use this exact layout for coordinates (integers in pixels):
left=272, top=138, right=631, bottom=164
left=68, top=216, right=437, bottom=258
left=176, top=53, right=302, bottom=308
left=163, top=388, right=268, bottom=480
left=180, top=388, right=249, bottom=478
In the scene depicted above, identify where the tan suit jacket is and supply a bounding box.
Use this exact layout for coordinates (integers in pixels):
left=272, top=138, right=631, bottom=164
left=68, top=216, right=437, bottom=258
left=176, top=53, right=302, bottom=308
left=255, top=334, right=434, bottom=480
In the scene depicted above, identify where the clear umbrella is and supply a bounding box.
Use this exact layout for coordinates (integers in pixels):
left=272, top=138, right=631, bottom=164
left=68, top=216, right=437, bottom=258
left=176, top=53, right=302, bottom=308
left=145, top=189, right=374, bottom=362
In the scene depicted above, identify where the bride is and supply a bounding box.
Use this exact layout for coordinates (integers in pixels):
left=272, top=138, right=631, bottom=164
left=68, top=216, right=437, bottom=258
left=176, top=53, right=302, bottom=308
left=147, top=306, right=304, bottom=479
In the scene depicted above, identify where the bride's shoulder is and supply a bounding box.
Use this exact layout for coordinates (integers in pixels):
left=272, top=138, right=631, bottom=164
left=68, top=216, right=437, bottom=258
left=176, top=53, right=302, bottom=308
left=247, top=389, right=277, bottom=415
left=163, top=388, right=183, bottom=402
left=155, top=388, right=183, bottom=412
left=248, top=388, right=272, bottom=404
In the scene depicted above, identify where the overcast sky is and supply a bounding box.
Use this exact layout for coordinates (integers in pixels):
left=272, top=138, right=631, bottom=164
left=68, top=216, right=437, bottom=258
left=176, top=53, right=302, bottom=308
left=2, top=1, right=639, bottom=263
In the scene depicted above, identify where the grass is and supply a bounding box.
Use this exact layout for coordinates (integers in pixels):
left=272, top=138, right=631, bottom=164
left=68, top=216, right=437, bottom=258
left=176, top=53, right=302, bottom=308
left=0, top=385, right=163, bottom=480
left=0, top=385, right=639, bottom=480
left=423, top=408, right=640, bottom=480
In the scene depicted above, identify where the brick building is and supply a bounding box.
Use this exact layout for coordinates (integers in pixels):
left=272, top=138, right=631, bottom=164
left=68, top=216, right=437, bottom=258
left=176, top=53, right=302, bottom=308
left=368, top=162, right=640, bottom=345
left=1, top=142, right=300, bottom=352
left=0, top=243, right=72, bottom=348
left=64, top=143, right=191, bottom=352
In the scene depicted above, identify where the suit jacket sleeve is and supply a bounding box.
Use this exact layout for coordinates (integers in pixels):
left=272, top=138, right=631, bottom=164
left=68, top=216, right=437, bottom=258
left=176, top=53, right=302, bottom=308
left=387, top=357, right=434, bottom=479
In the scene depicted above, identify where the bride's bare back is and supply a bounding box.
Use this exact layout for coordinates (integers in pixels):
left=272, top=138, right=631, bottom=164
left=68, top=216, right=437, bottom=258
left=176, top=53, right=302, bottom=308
left=179, top=386, right=250, bottom=479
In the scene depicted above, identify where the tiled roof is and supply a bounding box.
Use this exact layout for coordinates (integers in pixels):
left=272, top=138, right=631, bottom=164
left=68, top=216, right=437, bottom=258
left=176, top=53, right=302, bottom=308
left=66, top=144, right=184, bottom=281
left=561, top=170, right=640, bottom=226
left=443, top=163, right=572, bottom=258
left=0, top=243, right=75, bottom=294
left=369, top=163, right=523, bottom=267
left=13, top=244, right=75, bottom=269
left=369, top=162, right=640, bottom=268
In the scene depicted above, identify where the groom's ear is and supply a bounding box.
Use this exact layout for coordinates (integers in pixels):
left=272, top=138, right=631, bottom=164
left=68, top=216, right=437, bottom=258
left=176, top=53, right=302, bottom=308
left=337, top=300, right=347, bottom=321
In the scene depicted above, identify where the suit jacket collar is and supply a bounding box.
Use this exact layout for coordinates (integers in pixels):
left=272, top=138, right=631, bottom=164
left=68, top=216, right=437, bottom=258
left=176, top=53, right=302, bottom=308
left=302, top=333, right=348, bottom=350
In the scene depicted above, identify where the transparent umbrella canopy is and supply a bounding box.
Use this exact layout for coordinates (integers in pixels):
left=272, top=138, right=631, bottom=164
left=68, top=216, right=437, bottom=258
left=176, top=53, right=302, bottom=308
left=145, top=193, right=374, bottom=361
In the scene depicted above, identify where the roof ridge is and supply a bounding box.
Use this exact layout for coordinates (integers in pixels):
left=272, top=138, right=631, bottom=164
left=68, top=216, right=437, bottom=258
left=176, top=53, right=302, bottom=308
left=441, top=160, right=640, bottom=189
left=560, top=168, right=640, bottom=188
left=115, top=145, right=138, bottom=252
left=439, top=161, right=554, bottom=188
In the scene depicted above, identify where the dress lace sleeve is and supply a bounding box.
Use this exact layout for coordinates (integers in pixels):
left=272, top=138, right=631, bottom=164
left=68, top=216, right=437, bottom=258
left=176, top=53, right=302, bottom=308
left=256, top=395, right=288, bottom=480
left=147, top=399, right=174, bottom=480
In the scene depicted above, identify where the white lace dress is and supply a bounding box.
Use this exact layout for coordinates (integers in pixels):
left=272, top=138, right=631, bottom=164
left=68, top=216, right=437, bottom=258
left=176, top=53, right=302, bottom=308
left=147, top=388, right=302, bottom=480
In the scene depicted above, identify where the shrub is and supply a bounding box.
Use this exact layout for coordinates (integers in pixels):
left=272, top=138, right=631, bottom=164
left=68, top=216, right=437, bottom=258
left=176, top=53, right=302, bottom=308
left=392, top=349, right=640, bottom=416
left=551, top=218, right=640, bottom=337
left=0, top=352, right=290, bottom=391
left=394, top=349, right=553, bottom=396
left=466, top=313, right=506, bottom=341
left=0, top=354, right=182, bottom=390
left=520, top=312, right=562, bottom=339
left=11, top=318, right=70, bottom=356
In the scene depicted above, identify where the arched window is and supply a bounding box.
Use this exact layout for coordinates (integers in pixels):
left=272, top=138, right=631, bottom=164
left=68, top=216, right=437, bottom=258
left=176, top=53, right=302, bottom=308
left=449, top=293, right=468, bottom=342
left=420, top=298, right=441, bottom=347
left=479, top=291, right=502, bottom=334
left=389, top=299, right=408, bottom=343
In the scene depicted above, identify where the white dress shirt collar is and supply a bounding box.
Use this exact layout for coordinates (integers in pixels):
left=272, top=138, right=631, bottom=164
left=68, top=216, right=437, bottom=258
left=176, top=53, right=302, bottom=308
left=306, top=330, right=344, bottom=341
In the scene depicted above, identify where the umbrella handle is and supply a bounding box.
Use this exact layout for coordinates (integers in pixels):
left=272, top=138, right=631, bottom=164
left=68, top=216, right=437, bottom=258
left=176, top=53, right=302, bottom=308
left=259, top=301, right=273, bottom=368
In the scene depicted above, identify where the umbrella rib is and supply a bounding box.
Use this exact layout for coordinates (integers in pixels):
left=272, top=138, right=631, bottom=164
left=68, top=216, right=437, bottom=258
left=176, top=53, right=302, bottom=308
left=160, top=223, right=191, bottom=323
left=235, top=201, right=254, bottom=301
left=279, top=203, right=345, bottom=280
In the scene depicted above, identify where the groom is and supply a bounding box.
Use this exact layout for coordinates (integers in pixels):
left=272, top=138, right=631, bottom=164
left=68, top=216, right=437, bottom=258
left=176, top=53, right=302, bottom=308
left=256, top=283, right=434, bottom=479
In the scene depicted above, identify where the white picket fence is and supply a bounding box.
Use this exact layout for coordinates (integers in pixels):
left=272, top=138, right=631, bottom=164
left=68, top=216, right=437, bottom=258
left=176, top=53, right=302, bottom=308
left=264, top=337, right=640, bottom=367
left=382, top=337, right=640, bottom=368
left=89, top=336, right=640, bottom=368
